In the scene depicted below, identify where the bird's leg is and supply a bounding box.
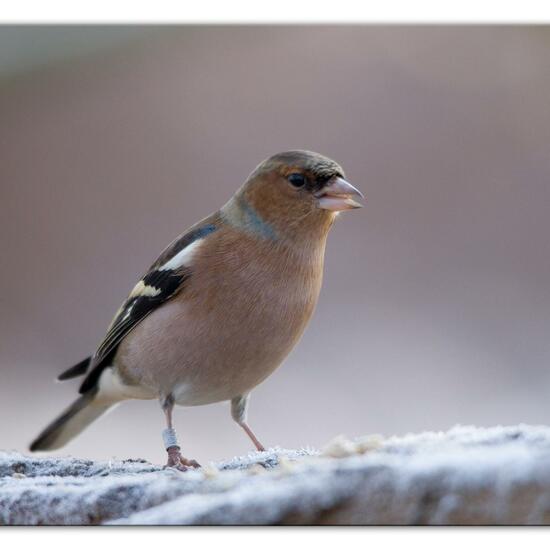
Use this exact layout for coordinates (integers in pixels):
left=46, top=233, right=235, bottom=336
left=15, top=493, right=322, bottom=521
left=231, top=395, right=266, bottom=452
left=161, top=395, right=200, bottom=470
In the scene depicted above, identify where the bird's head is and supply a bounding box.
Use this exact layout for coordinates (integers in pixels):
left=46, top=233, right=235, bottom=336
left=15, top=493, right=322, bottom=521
left=233, top=150, right=364, bottom=241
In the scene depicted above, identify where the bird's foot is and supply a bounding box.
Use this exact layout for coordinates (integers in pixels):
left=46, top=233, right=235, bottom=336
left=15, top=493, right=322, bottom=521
left=239, top=421, right=266, bottom=452
left=164, top=446, right=201, bottom=471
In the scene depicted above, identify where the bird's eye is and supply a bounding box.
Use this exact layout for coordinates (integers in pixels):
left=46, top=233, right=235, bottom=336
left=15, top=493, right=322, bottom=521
left=287, top=173, right=306, bottom=188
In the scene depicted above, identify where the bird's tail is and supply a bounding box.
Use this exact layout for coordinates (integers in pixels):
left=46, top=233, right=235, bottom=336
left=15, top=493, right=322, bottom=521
left=29, top=389, right=115, bottom=451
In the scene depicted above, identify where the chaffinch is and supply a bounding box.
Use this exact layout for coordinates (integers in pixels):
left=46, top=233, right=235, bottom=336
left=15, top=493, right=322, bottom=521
left=30, top=150, right=363, bottom=469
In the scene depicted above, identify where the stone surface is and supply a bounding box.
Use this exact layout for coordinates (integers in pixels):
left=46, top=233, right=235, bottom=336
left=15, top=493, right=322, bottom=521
left=2, top=425, right=550, bottom=525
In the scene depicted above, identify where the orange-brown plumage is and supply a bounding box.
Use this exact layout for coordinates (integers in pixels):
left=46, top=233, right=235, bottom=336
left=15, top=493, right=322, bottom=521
left=30, top=150, right=363, bottom=468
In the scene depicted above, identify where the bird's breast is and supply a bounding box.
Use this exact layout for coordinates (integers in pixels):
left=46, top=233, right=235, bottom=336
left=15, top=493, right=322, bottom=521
left=116, top=233, right=326, bottom=404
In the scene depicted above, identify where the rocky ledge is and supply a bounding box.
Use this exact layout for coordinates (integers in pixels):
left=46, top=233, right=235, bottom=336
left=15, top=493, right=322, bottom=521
left=2, top=425, right=550, bottom=525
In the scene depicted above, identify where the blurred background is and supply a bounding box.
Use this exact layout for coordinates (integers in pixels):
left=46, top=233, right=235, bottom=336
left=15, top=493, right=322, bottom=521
left=1, top=26, right=550, bottom=464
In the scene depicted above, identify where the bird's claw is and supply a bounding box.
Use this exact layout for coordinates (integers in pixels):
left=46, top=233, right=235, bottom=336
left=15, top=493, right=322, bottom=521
left=164, top=446, right=201, bottom=471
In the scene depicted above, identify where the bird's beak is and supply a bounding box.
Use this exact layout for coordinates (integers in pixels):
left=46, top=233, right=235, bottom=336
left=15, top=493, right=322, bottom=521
left=315, top=177, right=364, bottom=211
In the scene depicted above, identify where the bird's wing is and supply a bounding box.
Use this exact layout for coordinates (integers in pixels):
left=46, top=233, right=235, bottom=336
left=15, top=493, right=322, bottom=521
left=75, top=218, right=219, bottom=394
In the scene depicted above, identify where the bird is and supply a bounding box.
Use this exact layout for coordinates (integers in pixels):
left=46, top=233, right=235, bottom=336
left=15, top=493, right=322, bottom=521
left=29, top=150, right=363, bottom=469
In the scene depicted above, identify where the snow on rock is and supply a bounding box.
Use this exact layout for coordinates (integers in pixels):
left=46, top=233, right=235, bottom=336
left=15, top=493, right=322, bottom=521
left=2, top=425, right=550, bottom=525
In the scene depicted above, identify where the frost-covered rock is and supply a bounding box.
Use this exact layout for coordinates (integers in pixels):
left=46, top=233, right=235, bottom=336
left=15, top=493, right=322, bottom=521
left=2, top=425, right=550, bottom=525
